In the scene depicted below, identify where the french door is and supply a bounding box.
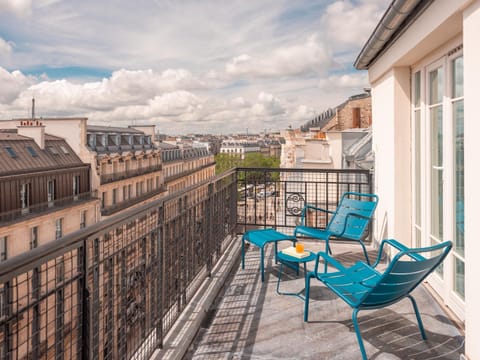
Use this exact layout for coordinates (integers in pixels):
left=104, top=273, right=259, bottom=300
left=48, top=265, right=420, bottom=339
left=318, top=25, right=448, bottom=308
left=412, top=49, right=464, bottom=319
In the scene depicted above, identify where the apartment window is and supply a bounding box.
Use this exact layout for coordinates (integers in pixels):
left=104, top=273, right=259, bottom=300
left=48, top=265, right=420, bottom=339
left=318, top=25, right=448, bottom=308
left=47, top=179, right=56, bottom=202
left=55, top=218, right=63, bottom=239
left=80, top=210, right=87, bottom=229
left=112, top=188, right=117, bottom=205
left=30, top=226, right=38, bottom=249
left=128, top=184, right=132, bottom=199
left=156, top=176, right=160, bottom=189
left=136, top=182, right=143, bottom=196
left=20, top=183, right=31, bottom=211
left=123, top=185, right=128, bottom=201
left=101, top=192, right=106, bottom=208
left=0, top=237, right=6, bottom=262
left=87, top=134, right=95, bottom=148
left=73, top=175, right=81, bottom=196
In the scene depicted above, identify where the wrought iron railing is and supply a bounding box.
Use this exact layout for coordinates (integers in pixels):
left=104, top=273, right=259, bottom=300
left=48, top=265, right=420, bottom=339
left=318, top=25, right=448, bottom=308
left=0, top=191, right=98, bottom=225
left=0, top=168, right=372, bottom=359
left=100, top=165, right=163, bottom=185
left=235, top=168, right=373, bottom=237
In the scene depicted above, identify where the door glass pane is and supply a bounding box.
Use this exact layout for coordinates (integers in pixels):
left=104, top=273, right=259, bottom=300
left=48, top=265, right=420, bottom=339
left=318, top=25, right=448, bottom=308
left=414, top=71, right=421, bottom=107
left=429, top=68, right=443, bottom=104
left=452, top=57, right=464, bottom=98
left=455, top=256, right=465, bottom=299
left=430, top=106, right=443, bottom=241
left=415, top=110, right=421, bottom=226
left=454, top=100, right=464, bottom=256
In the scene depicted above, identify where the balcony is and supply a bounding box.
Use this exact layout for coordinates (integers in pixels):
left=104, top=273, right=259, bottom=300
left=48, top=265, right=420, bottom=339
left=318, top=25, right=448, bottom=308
left=0, top=191, right=98, bottom=225
left=100, top=165, right=162, bottom=185
left=0, top=168, right=464, bottom=359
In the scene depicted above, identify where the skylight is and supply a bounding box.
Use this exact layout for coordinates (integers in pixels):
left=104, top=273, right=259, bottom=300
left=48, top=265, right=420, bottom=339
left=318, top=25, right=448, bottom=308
left=5, top=147, right=17, bottom=158
left=48, top=146, right=59, bottom=155
left=26, top=146, right=38, bottom=157
left=59, top=145, right=69, bottom=154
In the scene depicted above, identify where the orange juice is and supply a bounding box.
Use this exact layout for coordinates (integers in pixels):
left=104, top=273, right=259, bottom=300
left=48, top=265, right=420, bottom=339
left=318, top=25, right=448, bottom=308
left=296, top=243, right=304, bottom=253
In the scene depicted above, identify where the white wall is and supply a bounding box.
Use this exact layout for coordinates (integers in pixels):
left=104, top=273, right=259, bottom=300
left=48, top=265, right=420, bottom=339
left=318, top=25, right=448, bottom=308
left=371, top=71, right=395, bottom=244
left=463, top=2, right=480, bottom=358
left=370, top=67, right=412, bottom=247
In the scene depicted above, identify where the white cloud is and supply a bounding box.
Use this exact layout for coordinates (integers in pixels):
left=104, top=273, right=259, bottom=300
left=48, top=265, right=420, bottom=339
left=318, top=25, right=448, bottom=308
left=226, top=35, right=332, bottom=78
left=0, top=0, right=32, bottom=16
left=0, top=1, right=389, bottom=133
left=0, top=67, right=34, bottom=103
left=321, top=0, right=385, bottom=51
left=0, top=37, right=13, bottom=55
left=318, top=73, right=369, bottom=90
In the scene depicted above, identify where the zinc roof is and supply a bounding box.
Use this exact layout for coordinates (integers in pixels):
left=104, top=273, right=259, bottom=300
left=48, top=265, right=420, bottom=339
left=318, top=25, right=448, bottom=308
left=0, top=132, right=85, bottom=176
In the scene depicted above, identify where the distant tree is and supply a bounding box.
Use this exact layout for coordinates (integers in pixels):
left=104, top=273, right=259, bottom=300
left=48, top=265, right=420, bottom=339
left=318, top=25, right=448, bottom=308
left=215, top=152, right=280, bottom=183
left=215, top=153, right=243, bottom=174
left=241, top=153, right=280, bottom=183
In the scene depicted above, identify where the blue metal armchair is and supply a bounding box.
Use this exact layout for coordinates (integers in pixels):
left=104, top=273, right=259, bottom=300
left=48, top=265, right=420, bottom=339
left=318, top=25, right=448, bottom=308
left=294, top=192, right=378, bottom=268
left=304, top=239, right=452, bottom=360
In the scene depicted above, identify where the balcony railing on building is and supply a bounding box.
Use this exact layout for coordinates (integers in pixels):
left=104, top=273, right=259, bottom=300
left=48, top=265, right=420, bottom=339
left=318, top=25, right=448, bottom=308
left=100, top=165, right=163, bottom=185
left=0, top=191, right=98, bottom=225
left=0, top=167, right=372, bottom=359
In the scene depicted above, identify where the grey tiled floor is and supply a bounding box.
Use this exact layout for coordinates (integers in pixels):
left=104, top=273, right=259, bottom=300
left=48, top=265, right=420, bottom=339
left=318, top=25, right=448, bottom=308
left=187, top=240, right=464, bottom=359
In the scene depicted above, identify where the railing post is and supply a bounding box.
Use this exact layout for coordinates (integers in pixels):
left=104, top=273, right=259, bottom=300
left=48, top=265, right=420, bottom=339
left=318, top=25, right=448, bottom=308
left=80, top=241, right=90, bottom=360
left=157, top=205, right=165, bottom=348
left=181, top=195, right=188, bottom=309
left=206, top=183, right=214, bottom=277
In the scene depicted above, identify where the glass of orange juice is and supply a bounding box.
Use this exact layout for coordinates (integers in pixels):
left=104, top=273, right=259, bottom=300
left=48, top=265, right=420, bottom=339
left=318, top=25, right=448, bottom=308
left=296, top=242, right=304, bottom=253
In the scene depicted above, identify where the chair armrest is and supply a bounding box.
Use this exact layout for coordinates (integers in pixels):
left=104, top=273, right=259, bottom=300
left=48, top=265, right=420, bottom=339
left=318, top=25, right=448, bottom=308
left=313, top=251, right=349, bottom=275
left=372, top=239, right=425, bottom=268
left=299, top=204, right=335, bottom=226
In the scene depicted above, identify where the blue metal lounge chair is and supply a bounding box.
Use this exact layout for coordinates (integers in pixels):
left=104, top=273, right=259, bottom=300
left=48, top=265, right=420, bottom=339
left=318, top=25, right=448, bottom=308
left=294, top=192, right=378, bottom=268
left=304, top=239, right=452, bottom=360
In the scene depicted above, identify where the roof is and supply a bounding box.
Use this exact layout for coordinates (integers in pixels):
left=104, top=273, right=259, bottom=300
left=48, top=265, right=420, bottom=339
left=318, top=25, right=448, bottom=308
left=354, top=0, right=433, bottom=70
left=0, top=133, right=85, bottom=176
left=87, top=125, right=144, bottom=134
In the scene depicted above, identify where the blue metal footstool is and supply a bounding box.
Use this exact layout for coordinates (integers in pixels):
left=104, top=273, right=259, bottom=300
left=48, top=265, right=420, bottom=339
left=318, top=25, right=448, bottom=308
left=241, top=228, right=296, bottom=282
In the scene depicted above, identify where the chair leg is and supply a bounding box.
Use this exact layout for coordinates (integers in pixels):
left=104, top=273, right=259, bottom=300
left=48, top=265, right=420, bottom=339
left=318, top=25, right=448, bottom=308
left=304, top=273, right=312, bottom=322
left=352, top=308, right=368, bottom=360
left=359, top=241, right=370, bottom=265
left=407, top=295, right=427, bottom=340
left=260, top=247, right=265, bottom=282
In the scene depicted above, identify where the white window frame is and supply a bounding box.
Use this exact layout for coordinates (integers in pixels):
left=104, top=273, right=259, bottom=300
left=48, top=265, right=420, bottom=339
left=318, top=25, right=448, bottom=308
left=411, top=43, right=465, bottom=320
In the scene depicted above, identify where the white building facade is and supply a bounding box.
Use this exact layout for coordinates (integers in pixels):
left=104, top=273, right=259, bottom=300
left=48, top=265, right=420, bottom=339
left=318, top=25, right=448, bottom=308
left=355, top=1, right=480, bottom=358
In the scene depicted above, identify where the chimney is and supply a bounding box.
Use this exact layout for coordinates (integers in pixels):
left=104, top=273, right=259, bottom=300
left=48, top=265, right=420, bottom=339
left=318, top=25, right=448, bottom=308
left=17, top=121, right=46, bottom=149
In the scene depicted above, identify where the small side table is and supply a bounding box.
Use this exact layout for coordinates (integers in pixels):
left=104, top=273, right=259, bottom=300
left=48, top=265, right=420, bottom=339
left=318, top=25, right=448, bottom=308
left=276, top=250, right=316, bottom=300
left=242, top=229, right=296, bottom=282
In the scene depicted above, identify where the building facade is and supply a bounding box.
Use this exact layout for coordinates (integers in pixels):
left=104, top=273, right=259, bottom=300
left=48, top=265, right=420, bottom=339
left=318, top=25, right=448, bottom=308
left=0, top=122, right=98, bottom=261
left=86, top=125, right=166, bottom=218
left=355, top=1, right=479, bottom=358
left=219, top=140, right=261, bottom=159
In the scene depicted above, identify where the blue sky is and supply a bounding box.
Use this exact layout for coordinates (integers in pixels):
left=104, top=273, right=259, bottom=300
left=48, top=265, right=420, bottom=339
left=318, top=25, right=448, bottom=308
left=0, top=0, right=388, bottom=134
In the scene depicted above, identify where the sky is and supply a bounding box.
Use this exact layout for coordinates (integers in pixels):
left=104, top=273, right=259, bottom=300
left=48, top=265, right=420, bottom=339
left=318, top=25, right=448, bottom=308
left=0, top=0, right=388, bottom=134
